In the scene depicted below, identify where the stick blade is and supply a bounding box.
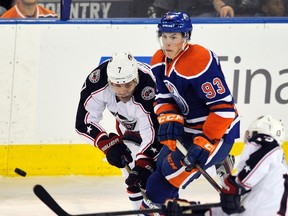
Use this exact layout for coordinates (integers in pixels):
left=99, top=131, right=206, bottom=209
left=33, top=184, right=70, bottom=216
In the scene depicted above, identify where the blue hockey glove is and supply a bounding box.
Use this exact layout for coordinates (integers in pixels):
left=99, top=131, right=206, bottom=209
left=183, top=134, right=215, bottom=168
left=97, top=133, right=132, bottom=168
left=221, top=175, right=246, bottom=214
left=157, top=113, right=184, bottom=151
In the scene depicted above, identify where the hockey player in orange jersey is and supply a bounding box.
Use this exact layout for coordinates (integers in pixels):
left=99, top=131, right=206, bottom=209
left=1, top=0, right=57, bottom=18
left=142, top=11, right=240, bottom=208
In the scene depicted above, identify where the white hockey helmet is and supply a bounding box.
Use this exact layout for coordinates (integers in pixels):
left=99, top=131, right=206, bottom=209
left=107, top=52, right=139, bottom=84
left=245, top=115, right=286, bottom=145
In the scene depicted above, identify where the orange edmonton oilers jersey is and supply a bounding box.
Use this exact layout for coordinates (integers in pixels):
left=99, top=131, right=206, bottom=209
left=151, top=44, right=240, bottom=144
left=1, top=4, right=57, bottom=18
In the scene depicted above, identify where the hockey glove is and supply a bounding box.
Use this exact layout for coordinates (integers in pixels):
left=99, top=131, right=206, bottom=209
left=220, top=175, right=246, bottom=214
left=183, top=134, right=215, bottom=168
left=122, top=130, right=142, bottom=146
left=125, top=159, right=154, bottom=189
left=157, top=113, right=184, bottom=151
left=164, top=199, right=200, bottom=216
left=97, top=133, right=132, bottom=168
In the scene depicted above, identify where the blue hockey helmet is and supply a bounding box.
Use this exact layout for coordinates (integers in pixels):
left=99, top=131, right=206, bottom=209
left=158, top=11, right=192, bottom=39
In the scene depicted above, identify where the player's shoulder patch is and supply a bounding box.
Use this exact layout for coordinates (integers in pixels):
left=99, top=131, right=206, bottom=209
left=141, top=86, right=155, bottom=100
left=87, top=61, right=109, bottom=85
left=89, top=69, right=101, bottom=83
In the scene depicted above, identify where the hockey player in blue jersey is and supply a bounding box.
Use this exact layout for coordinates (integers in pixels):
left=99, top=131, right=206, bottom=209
left=142, top=11, right=240, bottom=208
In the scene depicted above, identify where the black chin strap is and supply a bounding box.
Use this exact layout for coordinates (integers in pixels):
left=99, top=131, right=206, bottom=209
left=167, top=58, right=172, bottom=63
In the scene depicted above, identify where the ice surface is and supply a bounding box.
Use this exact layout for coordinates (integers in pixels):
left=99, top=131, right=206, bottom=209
left=0, top=175, right=219, bottom=216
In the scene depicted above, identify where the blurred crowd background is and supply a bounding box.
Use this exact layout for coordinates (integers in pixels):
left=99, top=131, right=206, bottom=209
left=1, top=0, right=288, bottom=18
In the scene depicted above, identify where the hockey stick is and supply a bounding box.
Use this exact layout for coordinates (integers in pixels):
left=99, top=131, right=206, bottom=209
left=33, top=184, right=220, bottom=216
left=34, top=184, right=72, bottom=216
left=176, top=140, right=222, bottom=193
left=33, top=184, right=162, bottom=216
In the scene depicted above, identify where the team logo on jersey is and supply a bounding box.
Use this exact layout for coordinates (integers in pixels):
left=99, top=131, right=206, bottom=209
left=111, top=111, right=137, bottom=130
left=141, top=86, right=155, bottom=100
left=164, top=80, right=189, bottom=115
left=89, top=69, right=100, bottom=83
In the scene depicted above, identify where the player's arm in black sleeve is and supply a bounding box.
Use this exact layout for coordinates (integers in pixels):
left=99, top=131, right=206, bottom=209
left=75, top=61, right=109, bottom=145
